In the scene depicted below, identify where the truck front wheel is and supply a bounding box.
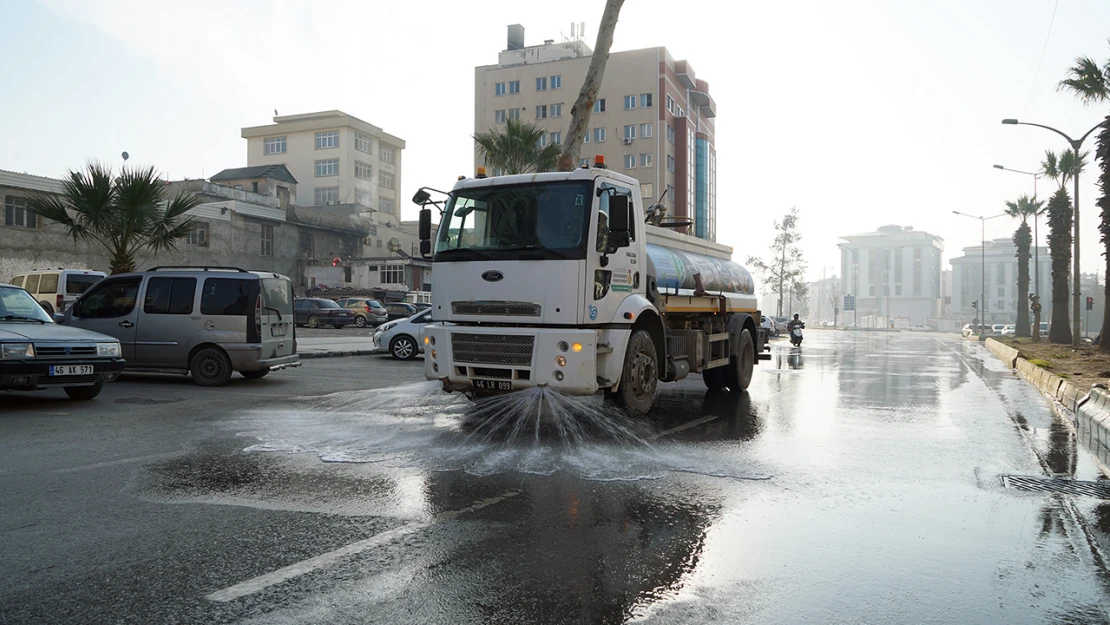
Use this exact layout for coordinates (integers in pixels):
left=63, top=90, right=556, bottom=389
left=615, top=329, right=658, bottom=416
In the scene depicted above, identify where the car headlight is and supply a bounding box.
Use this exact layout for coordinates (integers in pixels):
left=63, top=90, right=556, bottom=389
left=97, top=342, right=121, bottom=357
left=1, top=343, right=34, bottom=359
left=378, top=322, right=397, bottom=333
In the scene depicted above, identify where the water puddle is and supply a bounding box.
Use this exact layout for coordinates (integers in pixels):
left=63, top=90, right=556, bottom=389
left=235, top=382, right=771, bottom=483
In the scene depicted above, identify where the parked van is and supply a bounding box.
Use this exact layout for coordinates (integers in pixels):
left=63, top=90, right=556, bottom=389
left=402, top=290, right=432, bottom=306
left=9, top=268, right=106, bottom=314
left=63, top=266, right=299, bottom=386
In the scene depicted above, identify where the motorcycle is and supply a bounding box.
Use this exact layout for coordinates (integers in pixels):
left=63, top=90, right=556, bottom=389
left=790, top=324, right=804, bottom=346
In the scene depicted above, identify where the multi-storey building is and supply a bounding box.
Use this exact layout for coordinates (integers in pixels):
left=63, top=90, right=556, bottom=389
left=241, top=110, right=405, bottom=222
left=950, top=238, right=1052, bottom=326
left=474, top=25, right=718, bottom=241
left=838, top=225, right=945, bottom=326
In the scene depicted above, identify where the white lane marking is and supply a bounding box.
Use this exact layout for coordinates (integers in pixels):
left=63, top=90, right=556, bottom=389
left=206, top=490, right=520, bottom=603
left=52, top=451, right=180, bottom=474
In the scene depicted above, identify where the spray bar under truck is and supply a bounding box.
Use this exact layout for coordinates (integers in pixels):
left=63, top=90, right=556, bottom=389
left=413, top=158, right=771, bottom=415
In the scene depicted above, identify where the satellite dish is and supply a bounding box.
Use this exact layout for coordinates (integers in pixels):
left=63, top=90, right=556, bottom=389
left=121, top=151, right=129, bottom=161
left=387, top=237, right=401, bottom=252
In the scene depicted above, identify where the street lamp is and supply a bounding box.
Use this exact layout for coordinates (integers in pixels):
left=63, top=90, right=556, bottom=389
left=1001, top=117, right=1108, bottom=345
left=992, top=164, right=1043, bottom=302
left=953, top=210, right=1007, bottom=332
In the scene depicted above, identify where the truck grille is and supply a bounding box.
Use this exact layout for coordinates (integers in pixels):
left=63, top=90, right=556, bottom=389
left=452, top=301, right=541, bottom=317
left=34, top=345, right=98, bottom=358
left=451, top=333, right=534, bottom=366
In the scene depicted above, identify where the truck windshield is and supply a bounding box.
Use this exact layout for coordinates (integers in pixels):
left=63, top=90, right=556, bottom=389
left=435, top=180, right=593, bottom=261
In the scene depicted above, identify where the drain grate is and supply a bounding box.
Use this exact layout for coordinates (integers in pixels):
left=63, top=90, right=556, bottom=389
left=1001, top=475, right=1110, bottom=498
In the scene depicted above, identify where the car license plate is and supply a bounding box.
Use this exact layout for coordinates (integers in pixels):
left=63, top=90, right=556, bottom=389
left=473, top=379, right=512, bottom=392
left=271, top=324, right=287, bottom=337
left=50, top=365, right=94, bottom=376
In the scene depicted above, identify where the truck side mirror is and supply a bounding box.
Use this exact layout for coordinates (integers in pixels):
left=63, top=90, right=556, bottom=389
left=606, top=195, right=632, bottom=253
left=418, top=208, right=432, bottom=257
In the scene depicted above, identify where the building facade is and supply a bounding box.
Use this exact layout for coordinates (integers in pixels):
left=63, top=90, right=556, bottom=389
left=474, top=26, right=718, bottom=240
left=241, top=111, right=405, bottom=223
left=950, top=238, right=1052, bottom=326
left=838, top=225, right=944, bottom=327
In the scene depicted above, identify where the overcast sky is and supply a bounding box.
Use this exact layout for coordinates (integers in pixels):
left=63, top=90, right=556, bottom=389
left=2, top=0, right=1109, bottom=284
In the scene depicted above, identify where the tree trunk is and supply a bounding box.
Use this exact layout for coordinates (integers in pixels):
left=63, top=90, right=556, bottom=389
left=1048, top=187, right=1073, bottom=344
left=556, top=0, right=626, bottom=172
left=1014, top=222, right=1031, bottom=337
left=1095, top=116, right=1110, bottom=350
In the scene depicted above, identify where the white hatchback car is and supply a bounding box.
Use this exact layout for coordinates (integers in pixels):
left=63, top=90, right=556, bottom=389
left=373, top=308, right=433, bottom=360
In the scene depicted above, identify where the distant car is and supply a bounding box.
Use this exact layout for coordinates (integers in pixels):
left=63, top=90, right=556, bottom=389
left=991, top=324, right=1006, bottom=334
left=760, top=315, right=778, bottom=337
left=1002, top=324, right=1016, bottom=336
left=909, top=324, right=926, bottom=331
left=412, top=302, right=432, bottom=312
left=294, top=298, right=355, bottom=328
left=334, top=297, right=389, bottom=328
left=0, top=282, right=125, bottom=400
left=386, top=302, right=418, bottom=320
left=822, top=321, right=835, bottom=327
left=962, top=324, right=974, bottom=337
left=373, top=308, right=433, bottom=360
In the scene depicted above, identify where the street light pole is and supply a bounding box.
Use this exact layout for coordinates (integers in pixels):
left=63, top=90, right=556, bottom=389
left=883, top=247, right=902, bottom=329
left=993, top=164, right=1042, bottom=302
left=953, top=211, right=1007, bottom=332
left=1002, top=118, right=1108, bottom=345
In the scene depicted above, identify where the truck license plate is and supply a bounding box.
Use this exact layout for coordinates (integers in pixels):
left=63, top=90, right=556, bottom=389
left=50, top=365, right=94, bottom=376
left=473, top=379, right=512, bottom=392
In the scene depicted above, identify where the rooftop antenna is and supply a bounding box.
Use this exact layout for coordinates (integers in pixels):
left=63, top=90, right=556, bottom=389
left=570, top=22, right=576, bottom=38
left=580, top=22, right=586, bottom=40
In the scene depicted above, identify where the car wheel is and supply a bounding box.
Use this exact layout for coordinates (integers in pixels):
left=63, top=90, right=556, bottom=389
left=354, top=315, right=367, bottom=328
left=240, top=367, right=270, bottom=379
left=390, top=335, right=418, bottom=360
left=64, top=381, right=103, bottom=400
left=306, top=315, right=319, bottom=328
left=190, top=347, right=233, bottom=387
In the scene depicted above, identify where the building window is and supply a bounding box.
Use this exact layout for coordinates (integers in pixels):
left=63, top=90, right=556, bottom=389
left=508, top=108, right=520, bottom=121
left=666, top=184, right=674, bottom=202
left=260, top=224, right=273, bottom=257
left=667, top=155, right=675, bottom=172
left=551, top=103, right=562, bottom=118
left=676, top=106, right=685, bottom=118
left=376, top=239, right=383, bottom=248
left=355, top=161, right=372, bottom=180
left=4, top=196, right=36, bottom=228
left=315, top=158, right=339, bottom=177
left=495, top=109, right=506, bottom=123
left=624, top=154, right=636, bottom=169
left=380, top=198, right=394, bottom=215
left=666, top=94, right=675, bottom=114
left=538, top=134, right=548, bottom=148
left=495, top=82, right=506, bottom=96
left=869, top=285, right=877, bottom=296
left=640, top=183, right=653, bottom=198
left=536, top=105, right=547, bottom=119
left=895, top=284, right=903, bottom=296
left=509, top=80, right=520, bottom=94
left=186, top=222, right=208, bottom=246
left=263, top=136, right=286, bottom=154
left=315, top=131, right=339, bottom=149
left=641, top=93, right=653, bottom=108
left=641, top=153, right=653, bottom=167
left=640, top=123, right=653, bottom=138
left=380, top=265, right=405, bottom=284
left=550, top=131, right=562, bottom=145
left=666, top=124, right=675, bottom=144
left=379, top=172, right=395, bottom=190
left=315, top=186, right=339, bottom=204
left=594, top=98, right=606, bottom=113
left=583, top=130, right=590, bottom=144
left=379, top=145, right=395, bottom=164
left=355, top=134, right=372, bottom=153
left=997, top=286, right=1005, bottom=296
left=536, top=76, right=547, bottom=91
left=551, top=75, right=561, bottom=89
left=623, top=125, right=636, bottom=140
left=624, top=95, right=637, bottom=110
left=594, top=127, right=606, bottom=142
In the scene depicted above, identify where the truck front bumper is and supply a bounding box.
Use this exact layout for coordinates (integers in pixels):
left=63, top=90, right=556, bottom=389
left=424, top=326, right=599, bottom=396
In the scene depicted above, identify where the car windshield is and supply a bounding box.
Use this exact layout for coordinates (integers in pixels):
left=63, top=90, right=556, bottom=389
left=0, top=286, right=53, bottom=322
left=367, top=300, right=386, bottom=310
left=435, top=180, right=593, bottom=261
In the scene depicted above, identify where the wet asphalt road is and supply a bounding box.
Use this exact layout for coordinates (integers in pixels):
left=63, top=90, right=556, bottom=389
left=2, top=331, right=1110, bottom=624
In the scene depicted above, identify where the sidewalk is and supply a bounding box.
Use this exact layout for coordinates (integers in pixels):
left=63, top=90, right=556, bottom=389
left=296, top=337, right=378, bottom=359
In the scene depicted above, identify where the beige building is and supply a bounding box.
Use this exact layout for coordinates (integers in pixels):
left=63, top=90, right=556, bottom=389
left=242, top=110, right=405, bottom=223
left=474, top=25, right=718, bottom=241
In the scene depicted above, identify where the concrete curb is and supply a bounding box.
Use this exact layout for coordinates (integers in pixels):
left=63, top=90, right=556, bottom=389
left=1076, top=387, right=1110, bottom=466
left=983, top=338, right=1021, bottom=369
left=298, top=349, right=377, bottom=359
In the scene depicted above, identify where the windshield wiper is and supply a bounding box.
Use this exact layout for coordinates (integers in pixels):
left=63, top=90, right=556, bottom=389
left=2, top=315, right=47, bottom=323
left=264, top=306, right=283, bottom=321
left=499, top=245, right=569, bottom=259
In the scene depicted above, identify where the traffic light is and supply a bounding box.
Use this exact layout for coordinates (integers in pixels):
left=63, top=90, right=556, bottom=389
left=1087, top=296, right=1094, bottom=311
left=332, top=257, right=342, bottom=267
left=972, top=301, right=978, bottom=310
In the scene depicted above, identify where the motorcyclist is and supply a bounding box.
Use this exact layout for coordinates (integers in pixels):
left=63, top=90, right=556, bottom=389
left=787, top=314, right=805, bottom=332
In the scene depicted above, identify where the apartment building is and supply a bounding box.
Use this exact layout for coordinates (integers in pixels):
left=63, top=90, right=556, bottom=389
left=950, top=238, right=1052, bottom=326
left=474, top=25, right=718, bottom=241
left=241, top=110, right=405, bottom=222
left=838, top=225, right=945, bottom=326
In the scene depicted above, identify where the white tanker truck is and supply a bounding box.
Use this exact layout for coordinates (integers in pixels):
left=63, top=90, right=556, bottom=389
left=413, top=159, right=770, bottom=415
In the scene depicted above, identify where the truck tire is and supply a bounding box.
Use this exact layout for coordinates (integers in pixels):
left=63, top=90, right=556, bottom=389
left=726, top=329, right=755, bottom=392
left=702, top=367, right=727, bottom=392
left=615, top=329, right=658, bottom=416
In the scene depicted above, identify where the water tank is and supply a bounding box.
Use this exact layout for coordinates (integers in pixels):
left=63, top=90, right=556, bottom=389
left=507, top=24, right=525, bottom=50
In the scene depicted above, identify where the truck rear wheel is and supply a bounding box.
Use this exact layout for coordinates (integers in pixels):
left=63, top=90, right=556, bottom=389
left=726, top=329, right=755, bottom=392
left=615, top=329, right=658, bottom=416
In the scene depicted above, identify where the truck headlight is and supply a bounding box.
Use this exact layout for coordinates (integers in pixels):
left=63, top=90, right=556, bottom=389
left=1, top=343, right=34, bottom=359
left=97, top=342, right=121, bottom=357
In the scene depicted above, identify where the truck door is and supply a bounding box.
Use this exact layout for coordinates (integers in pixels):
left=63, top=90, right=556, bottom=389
left=587, top=181, right=639, bottom=323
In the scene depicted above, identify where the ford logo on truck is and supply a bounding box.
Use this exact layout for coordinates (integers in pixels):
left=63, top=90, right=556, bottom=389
left=482, top=270, right=504, bottom=282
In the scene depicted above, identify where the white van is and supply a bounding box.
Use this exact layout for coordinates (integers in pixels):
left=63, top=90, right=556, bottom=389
left=402, top=290, right=432, bottom=306
left=9, top=269, right=107, bottom=314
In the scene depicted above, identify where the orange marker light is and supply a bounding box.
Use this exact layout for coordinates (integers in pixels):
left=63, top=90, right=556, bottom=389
left=623, top=312, right=634, bottom=320
left=476, top=166, right=487, bottom=178
left=594, top=155, right=605, bottom=167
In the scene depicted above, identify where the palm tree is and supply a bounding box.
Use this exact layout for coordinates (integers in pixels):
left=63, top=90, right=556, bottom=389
left=1046, top=187, right=1074, bottom=344
left=26, top=162, right=201, bottom=274
left=473, top=117, right=560, bottom=175
left=1005, top=195, right=1044, bottom=337
left=1059, top=43, right=1110, bottom=348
